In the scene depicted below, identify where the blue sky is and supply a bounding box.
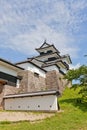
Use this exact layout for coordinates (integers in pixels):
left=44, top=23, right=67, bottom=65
left=0, top=0, right=87, bottom=68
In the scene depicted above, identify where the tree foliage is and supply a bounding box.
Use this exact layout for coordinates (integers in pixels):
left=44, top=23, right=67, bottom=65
left=65, top=65, right=87, bottom=99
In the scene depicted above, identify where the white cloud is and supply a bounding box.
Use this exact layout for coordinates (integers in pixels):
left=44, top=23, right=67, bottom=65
left=8, top=21, right=79, bottom=58
left=69, top=63, right=81, bottom=69
left=0, top=0, right=87, bottom=59
left=71, top=0, right=87, bottom=10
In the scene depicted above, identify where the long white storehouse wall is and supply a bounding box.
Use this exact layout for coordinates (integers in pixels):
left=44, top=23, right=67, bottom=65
left=17, top=63, right=46, bottom=78
left=0, top=64, right=17, bottom=76
left=4, top=95, right=58, bottom=111
left=44, top=65, right=59, bottom=72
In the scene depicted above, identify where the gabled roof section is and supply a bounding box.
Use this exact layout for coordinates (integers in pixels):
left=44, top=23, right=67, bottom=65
left=15, top=60, right=47, bottom=73
left=42, top=63, right=65, bottom=75
left=36, top=41, right=60, bottom=54
left=39, top=40, right=50, bottom=48
left=61, top=54, right=72, bottom=64
left=0, top=58, right=24, bottom=70
left=42, top=59, right=69, bottom=70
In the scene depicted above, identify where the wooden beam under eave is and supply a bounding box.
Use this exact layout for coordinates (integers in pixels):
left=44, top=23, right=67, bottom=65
left=0, top=79, right=7, bottom=85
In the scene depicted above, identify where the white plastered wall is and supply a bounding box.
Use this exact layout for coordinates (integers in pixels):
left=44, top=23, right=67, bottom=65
left=44, top=65, right=59, bottom=72
left=4, top=95, right=58, bottom=111
left=0, top=64, right=17, bottom=76
left=17, top=63, right=46, bottom=78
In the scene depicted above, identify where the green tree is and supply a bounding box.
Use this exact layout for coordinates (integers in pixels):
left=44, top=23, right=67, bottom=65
left=65, top=65, right=87, bottom=99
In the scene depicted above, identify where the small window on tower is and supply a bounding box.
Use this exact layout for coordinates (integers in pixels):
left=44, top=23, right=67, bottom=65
left=48, top=57, right=57, bottom=61
left=40, top=52, right=45, bottom=55
left=47, top=50, right=53, bottom=54
left=34, top=72, right=39, bottom=78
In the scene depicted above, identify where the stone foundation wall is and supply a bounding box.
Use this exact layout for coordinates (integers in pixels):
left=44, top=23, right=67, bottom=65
left=55, top=71, right=67, bottom=93
left=4, top=85, right=20, bottom=96
left=0, top=84, right=4, bottom=109
left=18, top=70, right=29, bottom=93
left=1, top=70, right=46, bottom=97
left=0, top=84, right=23, bottom=109
left=27, top=71, right=46, bottom=92
left=3, top=70, right=29, bottom=96
left=46, top=70, right=59, bottom=90
left=3, top=70, right=69, bottom=96
left=46, top=70, right=68, bottom=93
left=18, top=70, right=46, bottom=92
left=0, top=69, right=69, bottom=109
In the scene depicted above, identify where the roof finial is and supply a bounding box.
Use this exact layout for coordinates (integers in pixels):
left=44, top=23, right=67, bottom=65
left=44, top=39, right=47, bottom=43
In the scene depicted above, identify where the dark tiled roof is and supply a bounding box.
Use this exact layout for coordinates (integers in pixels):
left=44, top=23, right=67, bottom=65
left=35, top=52, right=61, bottom=58
left=61, top=54, right=72, bottom=64
left=15, top=60, right=47, bottom=72
left=33, top=58, right=45, bottom=63
left=4, top=89, right=60, bottom=99
left=42, top=63, right=65, bottom=75
left=39, top=41, right=50, bottom=48
left=42, top=63, right=60, bottom=69
left=43, top=58, right=69, bottom=70
left=36, top=44, right=60, bottom=53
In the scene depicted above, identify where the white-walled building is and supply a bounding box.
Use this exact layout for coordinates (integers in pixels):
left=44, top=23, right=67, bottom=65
left=4, top=90, right=60, bottom=112
left=0, top=41, right=72, bottom=111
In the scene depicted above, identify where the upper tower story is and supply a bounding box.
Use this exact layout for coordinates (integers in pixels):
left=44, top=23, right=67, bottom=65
left=35, top=40, right=60, bottom=62
left=36, top=41, right=71, bottom=62
left=36, top=40, right=60, bottom=54
left=35, top=41, right=72, bottom=73
left=16, top=41, right=72, bottom=75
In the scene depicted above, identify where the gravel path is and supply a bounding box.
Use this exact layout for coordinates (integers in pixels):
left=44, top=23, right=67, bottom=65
left=0, top=111, right=54, bottom=122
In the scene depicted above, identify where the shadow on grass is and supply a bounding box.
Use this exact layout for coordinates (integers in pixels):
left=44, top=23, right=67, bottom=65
left=60, top=98, right=87, bottom=112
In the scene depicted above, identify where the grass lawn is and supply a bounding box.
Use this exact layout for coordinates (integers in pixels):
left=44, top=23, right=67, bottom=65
left=0, top=87, right=87, bottom=130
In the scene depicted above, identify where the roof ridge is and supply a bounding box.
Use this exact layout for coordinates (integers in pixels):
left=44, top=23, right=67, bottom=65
left=39, top=40, right=50, bottom=48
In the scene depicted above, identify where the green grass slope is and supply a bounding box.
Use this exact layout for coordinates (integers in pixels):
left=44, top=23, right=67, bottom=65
left=0, top=87, right=87, bottom=130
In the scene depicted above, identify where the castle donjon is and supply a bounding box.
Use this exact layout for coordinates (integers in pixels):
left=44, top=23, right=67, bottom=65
left=0, top=41, right=72, bottom=111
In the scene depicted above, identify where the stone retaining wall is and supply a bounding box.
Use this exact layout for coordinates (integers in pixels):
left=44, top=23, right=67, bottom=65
left=0, top=84, right=4, bottom=109
left=46, top=70, right=68, bottom=93
left=0, top=69, right=69, bottom=109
